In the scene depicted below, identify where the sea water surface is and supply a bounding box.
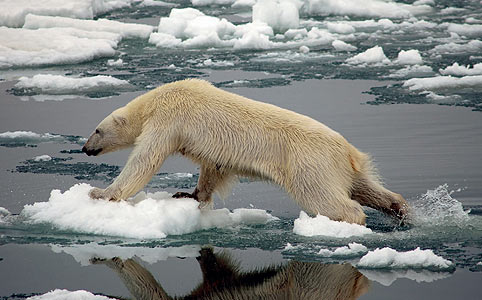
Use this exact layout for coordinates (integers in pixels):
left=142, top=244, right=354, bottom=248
left=1, top=1, right=482, bottom=299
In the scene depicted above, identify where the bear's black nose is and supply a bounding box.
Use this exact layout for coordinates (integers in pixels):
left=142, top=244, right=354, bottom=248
left=82, top=146, right=87, bottom=153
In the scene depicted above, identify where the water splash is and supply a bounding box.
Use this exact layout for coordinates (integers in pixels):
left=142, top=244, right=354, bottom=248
left=412, top=184, right=470, bottom=226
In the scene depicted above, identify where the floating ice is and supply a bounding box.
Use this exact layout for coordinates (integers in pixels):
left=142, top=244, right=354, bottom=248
left=403, top=75, right=482, bottom=91
left=27, top=289, right=115, bottom=300
left=107, top=58, right=124, bottom=67
left=332, top=40, right=357, bottom=51
left=0, top=0, right=137, bottom=27
left=386, top=65, right=433, bottom=79
left=361, top=269, right=452, bottom=286
left=299, top=45, right=310, bottom=53
left=252, top=0, right=301, bottom=33
left=22, top=183, right=277, bottom=239
left=191, top=0, right=235, bottom=5
left=446, top=23, right=482, bottom=37
left=14, top=74, right=129, bottom=95
left=302, top=0, right=432, bottom=19
left=440, top=62, right=482, bottom=76
left=326, top=22, right=355, bottom=34
left=396, top=49, right=423, bottom=65
left=0, top=207, right=11, bottom=223
left=33, top=155, right=52, bottom=162
left=0, top=27, right=119, bottom=68
left=356, top=247, right=453, bottom=270
left=140, top=0, right=179, bottom=7
left=51, top=243, right=201, bottom=266
left=292, top=211, right=373, bottom=238
left=0, top=131, right=74, bottom=147
left=431, top=40, right=482, bottom=55
left=24, top=14, right=154, bottom=39
left=346, top=46, right=391, bottom=65
left=318, top=243, right=368, bottom=257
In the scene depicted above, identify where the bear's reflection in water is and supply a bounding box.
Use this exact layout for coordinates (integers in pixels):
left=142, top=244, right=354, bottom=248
left=91, top=247, right=369, bottom=300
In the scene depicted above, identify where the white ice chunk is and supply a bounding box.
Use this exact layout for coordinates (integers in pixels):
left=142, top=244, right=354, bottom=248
left=396, top=49, right=423, bottom=65
left=303, top=0, right=432, bottom=19
left=403, top=75, right=482, bottom=91
left=318, top=243, right=368, bottom=257
left=252, top=0, right=302, bottom=33
left=293, top=211, right=373, bottom=238
left=299, top=45, right=310, bottom=53
left=51, top=243, right=201, bottom=266
left=386, top=65, right=433, bottom=78
left=440, top=62, right=482, bottom=76
left=332, top=40, right=357, bottom=51
left=326, top=22, right=355, bottom=34
left=346, top=46, right=390, bottom=65
left=107, top=58, right=124, bottom=66
left=357, top=247, right=453, bottom=270
left=0, top=0, right=137, bottom=27
left=233, top=31, right=273, bottom=49
left=446, top=23, right=482, bottom=37
left=27, top=289, right=116, bottom=300
left=0, top=27, right=119, bottom=68
left=0, top=207, right=11, bottom=224
left=431, top=40, right=482, bottom=54
left=33, top=155, right=52, bottom=162
left=191, top=0, right=235, bottom=5
left=24, top=14, right=154, bottom=39
left=0, top=131, right=63, bottom=143
left=140, top=0, right=179, bottom=7
left=15, top=74, right=129, bottom=95
left=22, top=183, right=277, bottom=239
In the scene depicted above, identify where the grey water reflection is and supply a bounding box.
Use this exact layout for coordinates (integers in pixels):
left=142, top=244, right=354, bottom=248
left=92, top=247, right=369, bottom=300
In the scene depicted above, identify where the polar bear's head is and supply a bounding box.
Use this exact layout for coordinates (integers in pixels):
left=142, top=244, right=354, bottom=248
left=82, top=107, right=134, bottom=156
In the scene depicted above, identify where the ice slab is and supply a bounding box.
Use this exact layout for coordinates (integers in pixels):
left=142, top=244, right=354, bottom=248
left=22, top=183, right=277, bottom=239
left=27, top=289, right=115, bottom=300
left=293, top=211, right=373, bottom=238
left=356, top=247, right=454, bottom=270
left=318, top=243, right=368, bottom=257
left=14, top=74, right=129, bottom=95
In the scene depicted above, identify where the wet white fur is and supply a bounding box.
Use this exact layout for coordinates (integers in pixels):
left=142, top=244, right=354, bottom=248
left=85, top=79, right=408, bottom=224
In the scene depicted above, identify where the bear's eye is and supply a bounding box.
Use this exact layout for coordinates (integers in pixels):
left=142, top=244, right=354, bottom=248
left=95, top=129, right=101, bottom=135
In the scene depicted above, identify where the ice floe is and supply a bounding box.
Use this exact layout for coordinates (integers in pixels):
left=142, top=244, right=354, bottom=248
left=27, top=289, right=115, bottom=300
left=14, top=74, right=130, bottom=95
left=356, top=247, right=454, bottom=270
left=318, top=243, right=368, bottom=257
left=395, top=49, right=423, bottom=65
left=346, top=46, right=391, bottom=66
left=302, top=0, right=432, bottom=19
left=252, top=0, right=302, bottom=33
left=24, top=14, right=154, bottom=39
left=332, top=40, right=357, bottom=52
left=403, top=75, right=482, bottom=91
left=292, top=211, right=373, bottom=238
left=22, top=183, right=277, bottom=239
left=0, top=27, right=119, bottom=68
left=33, top=155, right=52, bottom=162
left=0, top=0, right=137, bottom=27
left=440, top=62, right=482, bottom=76
left=51, top=243, right=201, bottom=266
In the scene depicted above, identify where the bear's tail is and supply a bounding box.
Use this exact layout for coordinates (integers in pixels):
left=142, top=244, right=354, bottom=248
left=348, top=146, right=410, bottom=223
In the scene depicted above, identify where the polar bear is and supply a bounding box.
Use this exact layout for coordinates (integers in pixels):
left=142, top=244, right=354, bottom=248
left=82, top=79, right=409, bottom=225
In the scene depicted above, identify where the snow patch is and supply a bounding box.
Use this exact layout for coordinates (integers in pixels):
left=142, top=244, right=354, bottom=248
left=357, top=247, right=453, bottom=270
left=22, top=183, right=277, bottom=239
left=293, top=211, right=373, bottom=238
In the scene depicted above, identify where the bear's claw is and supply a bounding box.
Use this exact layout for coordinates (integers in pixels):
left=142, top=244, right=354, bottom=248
left=172, top=191, right=196, bottom=199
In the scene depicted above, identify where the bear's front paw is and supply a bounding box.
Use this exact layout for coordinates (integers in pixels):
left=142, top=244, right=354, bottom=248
left=89, top=187, right=109, bottom=200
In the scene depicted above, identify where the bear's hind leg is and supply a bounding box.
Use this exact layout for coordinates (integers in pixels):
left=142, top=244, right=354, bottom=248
left=173, top=165, right=235, bottom=207
left=350, top=176, right=409, bottom=222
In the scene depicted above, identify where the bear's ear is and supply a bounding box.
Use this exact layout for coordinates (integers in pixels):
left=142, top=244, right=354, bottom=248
left=113, top=115, right=128, bottom=127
